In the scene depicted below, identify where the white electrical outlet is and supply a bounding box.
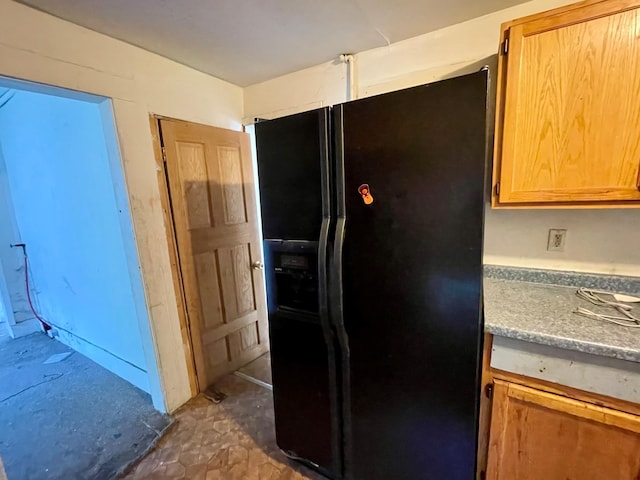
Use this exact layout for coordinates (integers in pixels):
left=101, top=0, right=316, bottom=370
left=547, top=229, right=567, bottom=252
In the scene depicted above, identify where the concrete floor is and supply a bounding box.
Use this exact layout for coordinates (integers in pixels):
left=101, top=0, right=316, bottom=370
left=0, top=332, right=170, bottom=480
left=124, top=353, right=325, bottom=480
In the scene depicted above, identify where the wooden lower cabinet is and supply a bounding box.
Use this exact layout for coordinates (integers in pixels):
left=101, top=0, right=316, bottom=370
left=486, top=379, right=640, bottom=480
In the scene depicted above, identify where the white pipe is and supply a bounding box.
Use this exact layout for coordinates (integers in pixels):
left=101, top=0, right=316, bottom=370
left=339, top=54, right=357, bottom=101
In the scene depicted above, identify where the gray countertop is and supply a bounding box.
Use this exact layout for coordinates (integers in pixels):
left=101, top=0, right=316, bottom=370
left=483, top=267, right=640, bottom=363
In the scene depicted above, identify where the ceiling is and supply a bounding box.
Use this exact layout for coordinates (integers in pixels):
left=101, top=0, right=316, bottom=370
left=17, top=0, right=527, bottom=86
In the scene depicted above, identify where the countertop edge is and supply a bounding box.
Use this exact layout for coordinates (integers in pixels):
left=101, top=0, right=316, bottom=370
left=485, top=323, right=640, bottom=363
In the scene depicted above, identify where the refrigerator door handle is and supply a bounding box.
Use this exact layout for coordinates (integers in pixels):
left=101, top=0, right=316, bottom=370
left=317, top=107, right=332, bottom=338
left=330, top=104, right=352, bottom=478
left=318, top=222, right=330, bottom=333
left=330, top=105, right=347, bottom=335
left=317, top=107, right=344, bottom=476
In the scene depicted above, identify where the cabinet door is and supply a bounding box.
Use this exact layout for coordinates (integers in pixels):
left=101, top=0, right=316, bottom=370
left=497, top=1, right=640, bottom=205
left=486, top=380, right=640, bottom=480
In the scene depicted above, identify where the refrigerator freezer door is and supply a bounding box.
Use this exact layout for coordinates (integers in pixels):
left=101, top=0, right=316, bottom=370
left=255, top=110, right=327, bottom=241
left=334, top=70, right=488, bottom=480
left=255, top=109, right=342, bottom=478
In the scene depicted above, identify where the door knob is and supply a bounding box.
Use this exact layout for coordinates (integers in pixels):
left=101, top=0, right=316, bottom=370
left=252, top=260, right=264, bottom=270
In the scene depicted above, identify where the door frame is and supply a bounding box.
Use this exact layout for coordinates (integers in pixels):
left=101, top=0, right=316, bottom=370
left=149, top=114, right=200, bottom=396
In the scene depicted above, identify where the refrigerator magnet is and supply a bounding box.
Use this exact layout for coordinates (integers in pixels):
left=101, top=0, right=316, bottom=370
left=358, top=184, right=374, bottom=205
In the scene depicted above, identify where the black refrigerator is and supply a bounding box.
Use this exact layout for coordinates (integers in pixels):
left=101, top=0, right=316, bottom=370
left=255, top=69, right=489, bottom=480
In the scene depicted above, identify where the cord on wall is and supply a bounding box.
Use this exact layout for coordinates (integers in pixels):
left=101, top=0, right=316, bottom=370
left=9, top=243, right=146, bottom=374
left=10, top=243, right=50, bottom=331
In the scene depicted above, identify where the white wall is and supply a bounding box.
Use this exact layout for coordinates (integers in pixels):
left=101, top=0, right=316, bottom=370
left=483, top=209, right=640, bottom=275
left=244, top=0, right=576, bottom=117
left=0, top=142, right=21, bottom=326
left=0, top=89, right=152, bottom=391
left=0, top=94, right=31, bottom=328
left=0, top=279, right=10, bottom=326
left=0, top=0, right=244, bottom=411
left=244, top=0, right=640, bottom=277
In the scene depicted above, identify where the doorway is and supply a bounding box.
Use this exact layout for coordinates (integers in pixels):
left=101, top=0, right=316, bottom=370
left=125, top=118, right=326, bottom=480
left=152, top=117, right=269, bottom=393
left=0, top=80, right=169, bottom=479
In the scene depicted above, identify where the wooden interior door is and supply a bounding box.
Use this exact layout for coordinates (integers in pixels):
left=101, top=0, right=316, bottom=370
left=160, top=118, right=268, bottom=390
left=498, top=1, right=640, bottom=204
left=486, top=379, right=640, bottom=480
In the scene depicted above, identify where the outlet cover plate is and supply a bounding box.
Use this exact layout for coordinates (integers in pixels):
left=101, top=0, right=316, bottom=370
left=547, top=229, right=567, bottom=252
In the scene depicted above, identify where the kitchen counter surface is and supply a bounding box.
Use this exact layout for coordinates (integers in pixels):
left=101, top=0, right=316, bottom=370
left=483, top=266, right=640, bottom=363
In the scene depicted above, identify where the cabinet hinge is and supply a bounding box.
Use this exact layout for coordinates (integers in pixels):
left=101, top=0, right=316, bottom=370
left=485, top=383, right=494, bottom=399
left=161, top=146, right=167, bottom=163
left=501, top=30, right=510, bottom=55
left=494, top=182, right=500, bottom=196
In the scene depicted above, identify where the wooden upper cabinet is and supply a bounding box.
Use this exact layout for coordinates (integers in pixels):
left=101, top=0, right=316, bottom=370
left=492, top=0, right=640, bottom=207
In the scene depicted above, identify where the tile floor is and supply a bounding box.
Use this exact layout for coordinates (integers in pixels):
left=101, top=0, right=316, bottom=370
left=237, top=353, right=273, bottom=385
left=124, top=354, right=325, bottom=480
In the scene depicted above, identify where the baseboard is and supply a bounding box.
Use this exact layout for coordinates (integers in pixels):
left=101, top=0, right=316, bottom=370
left=54, top=329, right=151, bottom=394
